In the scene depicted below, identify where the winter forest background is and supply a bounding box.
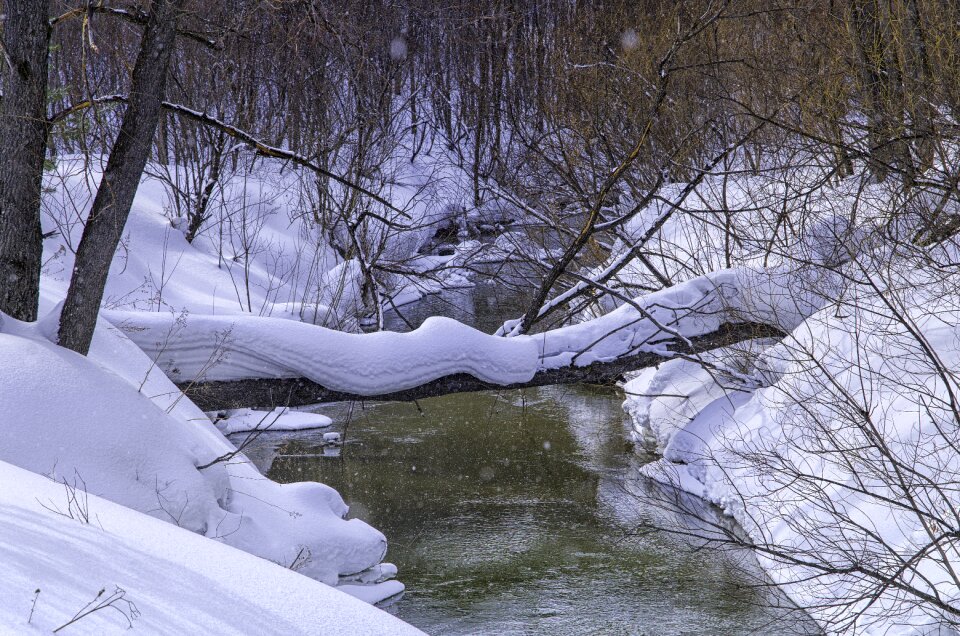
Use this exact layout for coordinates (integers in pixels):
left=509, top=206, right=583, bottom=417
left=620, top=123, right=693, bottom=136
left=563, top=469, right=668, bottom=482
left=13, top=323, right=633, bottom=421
left=2, top=0, right=960, bottom=634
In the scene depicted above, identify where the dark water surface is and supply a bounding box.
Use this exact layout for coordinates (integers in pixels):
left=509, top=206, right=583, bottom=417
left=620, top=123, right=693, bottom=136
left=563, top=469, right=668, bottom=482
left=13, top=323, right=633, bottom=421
left=238, top=385, right=815, bottom=635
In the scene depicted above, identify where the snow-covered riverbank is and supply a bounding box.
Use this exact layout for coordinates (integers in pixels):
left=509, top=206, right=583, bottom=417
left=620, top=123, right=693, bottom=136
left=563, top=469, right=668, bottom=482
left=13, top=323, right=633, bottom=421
left=619, top=245, right=960, bottom=632
left=0, top=459, right=421, bottom=634
left=8, top=155, right=960, bottom=634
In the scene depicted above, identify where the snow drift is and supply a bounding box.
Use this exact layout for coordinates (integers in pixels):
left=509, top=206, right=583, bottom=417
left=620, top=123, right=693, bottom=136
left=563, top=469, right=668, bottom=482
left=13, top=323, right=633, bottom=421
left=0, top=308, right=401, bottom=603
left=0, top=459, right=421, bottom=634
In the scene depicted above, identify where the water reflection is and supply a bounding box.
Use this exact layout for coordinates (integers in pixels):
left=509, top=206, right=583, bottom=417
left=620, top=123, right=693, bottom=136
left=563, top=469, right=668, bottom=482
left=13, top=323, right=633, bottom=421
left=385, top=262, right=552, bottom=334
left=236, top=386, right=818, bottom=635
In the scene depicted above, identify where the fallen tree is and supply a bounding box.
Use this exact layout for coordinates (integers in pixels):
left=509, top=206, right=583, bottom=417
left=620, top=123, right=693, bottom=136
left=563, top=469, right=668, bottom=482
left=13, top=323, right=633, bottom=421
left=178, top=321, right=783, bottom=410
left=102, top=262, right=832, bottom=410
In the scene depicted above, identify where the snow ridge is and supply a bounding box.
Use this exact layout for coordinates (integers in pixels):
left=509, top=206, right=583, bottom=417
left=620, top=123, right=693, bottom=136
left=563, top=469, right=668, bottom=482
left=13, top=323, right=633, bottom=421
left=108, top=311, right=540, bottom=394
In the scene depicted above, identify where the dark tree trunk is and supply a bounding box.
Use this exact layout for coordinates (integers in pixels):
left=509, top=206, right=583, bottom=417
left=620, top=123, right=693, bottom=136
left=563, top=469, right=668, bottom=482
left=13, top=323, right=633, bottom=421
left=0, top=0, right=51, bottom=322
left=851, top=0, right=913, bottom=183
left=851, top=0, right=890, bottom=181
left=903, top=0, right=936, bottom=171
left=58, top=0, right=185, bottom=354
left=156, top=112, right=170, bottom=165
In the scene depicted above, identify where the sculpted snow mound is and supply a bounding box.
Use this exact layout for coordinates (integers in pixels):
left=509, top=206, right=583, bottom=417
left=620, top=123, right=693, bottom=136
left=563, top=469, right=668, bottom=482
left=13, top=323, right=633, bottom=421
left=0, top=308, right=400, bottom=601
left=108, top=312, right=540, bottom=393
left=0, top=332, right=227, bottom=535
left=0, top=460, right=422, bottom=635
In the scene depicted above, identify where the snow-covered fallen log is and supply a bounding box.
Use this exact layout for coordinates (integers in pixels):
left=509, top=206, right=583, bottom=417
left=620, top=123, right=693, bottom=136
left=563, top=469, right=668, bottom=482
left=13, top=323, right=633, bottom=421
left=106, top=313, right=541, bottom=393
left=178, top=321, right=782, bottom=410
left=103, top=263, right=833, bottom=409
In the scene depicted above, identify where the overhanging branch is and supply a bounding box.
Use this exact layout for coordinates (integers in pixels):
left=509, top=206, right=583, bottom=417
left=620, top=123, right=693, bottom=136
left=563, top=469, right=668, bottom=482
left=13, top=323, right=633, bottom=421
left=50, top=5, right=219, bottom=49
left=47, top=95, right=410, bottom=224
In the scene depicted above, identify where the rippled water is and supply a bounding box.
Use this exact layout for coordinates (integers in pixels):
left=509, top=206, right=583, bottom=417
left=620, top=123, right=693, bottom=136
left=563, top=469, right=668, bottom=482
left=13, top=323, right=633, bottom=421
left=238, top=384, right=817, bottom=635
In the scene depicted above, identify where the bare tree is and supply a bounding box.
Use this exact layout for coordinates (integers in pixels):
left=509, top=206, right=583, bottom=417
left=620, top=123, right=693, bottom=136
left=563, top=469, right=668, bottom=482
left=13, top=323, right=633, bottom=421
left=58, top=0, right=187, bottom=355
left=0, top=0, right=51, bottom=321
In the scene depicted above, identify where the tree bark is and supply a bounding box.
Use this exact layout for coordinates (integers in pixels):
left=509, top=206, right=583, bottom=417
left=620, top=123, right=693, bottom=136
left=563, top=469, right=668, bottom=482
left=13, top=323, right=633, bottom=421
left=903, top=0, right=935, bottom=171
left=58, top=0, right=185, bottom=354
left=0, top=0, right=50, bottom=321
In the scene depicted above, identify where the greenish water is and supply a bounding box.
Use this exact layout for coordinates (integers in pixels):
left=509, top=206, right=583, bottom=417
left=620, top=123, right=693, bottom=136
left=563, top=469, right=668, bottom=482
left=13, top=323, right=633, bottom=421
left=238, top=385, right=817, bottom=635
left=237, top=274, right=816, bottom=634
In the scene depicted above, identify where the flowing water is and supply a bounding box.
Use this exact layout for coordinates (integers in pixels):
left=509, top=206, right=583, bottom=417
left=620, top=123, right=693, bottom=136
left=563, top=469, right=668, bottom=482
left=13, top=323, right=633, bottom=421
left=236, top=277, right=819, bottom=635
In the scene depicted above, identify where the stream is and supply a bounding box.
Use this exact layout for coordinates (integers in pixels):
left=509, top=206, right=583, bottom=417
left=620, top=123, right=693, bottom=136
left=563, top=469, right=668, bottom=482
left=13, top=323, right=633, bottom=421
left=235, top=278, right=819, bottom=635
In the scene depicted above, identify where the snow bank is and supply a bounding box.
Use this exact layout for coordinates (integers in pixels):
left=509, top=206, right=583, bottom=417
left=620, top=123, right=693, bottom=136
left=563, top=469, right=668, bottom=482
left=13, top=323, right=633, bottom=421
left=582, top=170, right=872, bottom=310
left=41, top=155, right=482, bottom=332
left=0, top=308, right=402, bottom=603
left=0, top=329, right=228, bottom=536
left=624, top=354, right=751, bottom=457
left=632, top=264, right=960, bottom=633
left=0, top=460, right=422, bottom=634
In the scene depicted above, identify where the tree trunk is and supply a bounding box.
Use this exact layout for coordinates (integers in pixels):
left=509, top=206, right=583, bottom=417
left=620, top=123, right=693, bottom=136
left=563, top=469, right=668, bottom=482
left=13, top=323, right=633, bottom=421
left=903, top=0, right=935, bottom=171
left=0, top=0, right=50, bottom=322
left=156, top=111, right=170, bottom=165
left=850, top=0, right=912, bottom=183
left=58, top=0, right=185, bottom=354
